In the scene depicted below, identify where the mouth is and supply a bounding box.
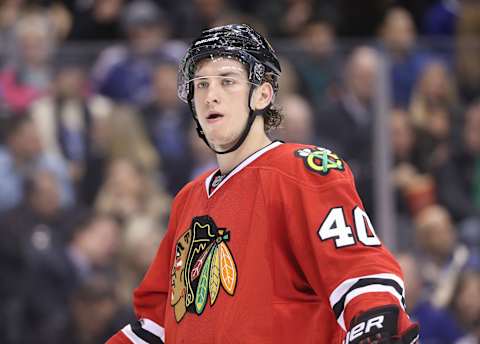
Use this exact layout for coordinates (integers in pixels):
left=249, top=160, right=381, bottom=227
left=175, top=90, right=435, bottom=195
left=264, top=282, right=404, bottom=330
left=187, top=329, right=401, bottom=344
left=206, top=112, right=224, bottom=123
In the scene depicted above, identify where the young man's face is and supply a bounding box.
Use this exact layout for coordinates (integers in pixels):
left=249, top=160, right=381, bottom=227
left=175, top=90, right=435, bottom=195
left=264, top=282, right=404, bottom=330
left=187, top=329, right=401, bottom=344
left=192, top=57, right=252, bottom=151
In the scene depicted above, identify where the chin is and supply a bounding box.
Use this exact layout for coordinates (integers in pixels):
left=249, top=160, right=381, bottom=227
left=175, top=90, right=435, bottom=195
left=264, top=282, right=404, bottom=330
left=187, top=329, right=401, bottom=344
left=208, top=136, right=237, bottom=151
left=206, top=132, right=232, bottom=145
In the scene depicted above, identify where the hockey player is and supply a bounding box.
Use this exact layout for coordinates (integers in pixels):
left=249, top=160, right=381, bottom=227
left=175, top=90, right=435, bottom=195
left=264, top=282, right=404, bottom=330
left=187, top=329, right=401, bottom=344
left=107, top=24, right=419, bottom=343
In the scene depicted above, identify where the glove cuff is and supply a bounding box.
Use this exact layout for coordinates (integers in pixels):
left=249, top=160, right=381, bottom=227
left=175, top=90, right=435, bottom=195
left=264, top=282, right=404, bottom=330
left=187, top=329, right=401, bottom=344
left=345, top=305, right=419, bottom=344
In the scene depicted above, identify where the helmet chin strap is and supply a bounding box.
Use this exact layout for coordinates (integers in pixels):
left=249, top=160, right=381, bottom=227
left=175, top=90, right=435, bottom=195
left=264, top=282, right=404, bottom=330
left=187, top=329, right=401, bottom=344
left=189, top=86, right=263, bottom=155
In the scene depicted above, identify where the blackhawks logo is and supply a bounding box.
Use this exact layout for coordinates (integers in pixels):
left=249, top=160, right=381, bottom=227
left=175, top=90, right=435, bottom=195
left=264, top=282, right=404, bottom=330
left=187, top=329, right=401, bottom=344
left=171, top=215, right=237, bottom=322
left=295, top=147, right=344, bottom=175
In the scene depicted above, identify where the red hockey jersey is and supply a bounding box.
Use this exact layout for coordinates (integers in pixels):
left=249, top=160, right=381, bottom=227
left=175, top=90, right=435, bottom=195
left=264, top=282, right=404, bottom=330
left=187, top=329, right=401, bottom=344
left=108, top=142, right=413, bottom=344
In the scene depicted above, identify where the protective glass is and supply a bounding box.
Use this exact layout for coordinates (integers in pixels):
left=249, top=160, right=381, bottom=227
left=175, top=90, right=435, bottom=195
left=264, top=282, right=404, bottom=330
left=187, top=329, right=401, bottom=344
left=177, top=55, right=257, bottom=103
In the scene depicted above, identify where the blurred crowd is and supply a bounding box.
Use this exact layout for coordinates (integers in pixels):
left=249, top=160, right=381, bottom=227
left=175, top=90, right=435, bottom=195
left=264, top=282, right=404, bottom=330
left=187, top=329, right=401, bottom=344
left=0, top=0, right=479, bottom=343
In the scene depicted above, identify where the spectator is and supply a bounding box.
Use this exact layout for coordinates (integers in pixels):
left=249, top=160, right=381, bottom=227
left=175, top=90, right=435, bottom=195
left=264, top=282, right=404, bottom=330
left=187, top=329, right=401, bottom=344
left=0, top=2, right=71, bottom=44
left=140, top=60, right=193, bottom=195
left=95, top=158, right=170, bottom=226
left=390, top=109, right=436, bottom=248
left=0, top=0, right=24, bottom=45
left=23, top=210, right=121, bottom=343
left=275, top=57, right=301, bottom=101
left=407, top=60, right=458, bottom=173
left=29, top=56, right=114, bottom=205
left=275, top=93, right=317, bottom=144
left=105, top=105, right=159, bottom=173
left=422, top=0, right=460, bottom=37
left=456, top=325, right=480, bottom=343
left=46, top=3, right=73, bottom=41
left=257, top=0, right=336, bottom=38
left=66, top=0, right=124, bottom=42
left=409, top=59, right=460, bottom=131
left=65, top=274, right=135, bottom=344
left=0, top=114, right=74, bottom=212
left=413, top=205, right=479, bottom=309
left=394, top=0, right=439, bottom=32
left=0, top=170, right=74, bottom=343
left=318, top=46, right=379, bottom=213
left=174, top=0, right=251, bottom=38
left=456, top=0, right=480, bottom=102
left=335, top=0, right=389, bottom=37
left=397, top=252, right=464, bottom=343
left=435, top=100, right=480, bottom=222
left=116, top=216, right=164, bottom=306
left=377, top=6, right=431, bottom=107
left=450, top=270, right=480, bottom=343
left=70, top=102, right=161, bottom=206
left=209, top=10, right=266, bottom=36
left=92, top=0, right=186, bottom=106
left=289, top=18, right=339, bottom=109
left=0, top=169, right=73, bottom=262
left=0, top=11, right=57, bottom=112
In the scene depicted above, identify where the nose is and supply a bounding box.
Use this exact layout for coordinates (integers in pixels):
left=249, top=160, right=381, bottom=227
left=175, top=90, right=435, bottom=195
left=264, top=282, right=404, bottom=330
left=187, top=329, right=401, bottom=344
left=205, top=81, right=220, bottom=106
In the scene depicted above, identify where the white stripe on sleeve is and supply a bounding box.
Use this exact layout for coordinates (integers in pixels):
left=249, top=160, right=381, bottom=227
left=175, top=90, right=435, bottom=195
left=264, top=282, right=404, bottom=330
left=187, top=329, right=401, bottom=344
left=329, top=273, right=406, bottom=331
left=329, top=273, right=405, bottom=308
left=140, top=318, right=165, bottom=342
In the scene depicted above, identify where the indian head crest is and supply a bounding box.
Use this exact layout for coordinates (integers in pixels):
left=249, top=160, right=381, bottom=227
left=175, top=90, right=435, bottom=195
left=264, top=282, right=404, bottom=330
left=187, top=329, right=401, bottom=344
left=171, top=215, right=238, bottom=322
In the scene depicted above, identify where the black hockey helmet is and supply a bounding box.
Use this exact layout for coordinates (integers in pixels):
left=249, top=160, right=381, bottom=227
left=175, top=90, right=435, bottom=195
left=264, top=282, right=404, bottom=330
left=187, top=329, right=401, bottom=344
left=177, top=24, right=281, bottom=103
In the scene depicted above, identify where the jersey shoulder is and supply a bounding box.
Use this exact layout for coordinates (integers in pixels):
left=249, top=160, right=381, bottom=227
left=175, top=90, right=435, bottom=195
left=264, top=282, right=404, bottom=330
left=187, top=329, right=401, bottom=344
left=261, top=142, right=353, bottom=186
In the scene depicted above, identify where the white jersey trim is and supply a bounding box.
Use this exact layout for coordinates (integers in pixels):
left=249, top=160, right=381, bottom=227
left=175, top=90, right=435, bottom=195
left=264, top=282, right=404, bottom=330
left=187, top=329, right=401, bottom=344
left=140, top=318, right=165, bottom=342
left=205, top=141, right=283, bottom=198
left=121, top=325, right=149, bottom=344
left=329, top=273, right=406, bottom=331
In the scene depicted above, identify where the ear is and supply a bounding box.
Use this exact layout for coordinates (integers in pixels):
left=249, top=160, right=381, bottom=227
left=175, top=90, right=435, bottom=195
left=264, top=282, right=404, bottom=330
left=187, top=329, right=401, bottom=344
left=250, top=82, right=274, bottom=110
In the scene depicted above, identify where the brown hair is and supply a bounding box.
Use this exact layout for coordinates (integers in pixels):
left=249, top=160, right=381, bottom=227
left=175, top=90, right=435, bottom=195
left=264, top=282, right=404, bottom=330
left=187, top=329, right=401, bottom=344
left=262, top=73, right=284, bottom=131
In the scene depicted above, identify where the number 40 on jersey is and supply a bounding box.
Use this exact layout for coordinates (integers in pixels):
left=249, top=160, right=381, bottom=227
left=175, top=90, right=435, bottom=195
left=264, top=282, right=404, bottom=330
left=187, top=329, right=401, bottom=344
left=318, top=207, right=381, bottom=248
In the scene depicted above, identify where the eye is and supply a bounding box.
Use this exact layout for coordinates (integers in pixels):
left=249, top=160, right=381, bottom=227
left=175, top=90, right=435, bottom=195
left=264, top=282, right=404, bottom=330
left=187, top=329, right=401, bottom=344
left=175, top=242, right=184, bottom=257
left=222, top=77, right=236, bottom=86
left=195, top=79, right=209, bottom=89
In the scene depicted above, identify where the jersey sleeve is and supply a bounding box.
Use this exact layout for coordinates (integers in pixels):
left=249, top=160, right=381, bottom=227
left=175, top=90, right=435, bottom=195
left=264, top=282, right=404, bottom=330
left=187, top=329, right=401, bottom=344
left=106, top=186, right=189, bottom=343
left=266, top=151, right=413, bottom=335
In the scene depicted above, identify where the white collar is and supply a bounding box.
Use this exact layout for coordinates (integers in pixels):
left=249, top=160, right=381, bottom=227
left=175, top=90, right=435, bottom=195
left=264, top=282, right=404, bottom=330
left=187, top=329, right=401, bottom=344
left=204, top=141, right=283, bottom=198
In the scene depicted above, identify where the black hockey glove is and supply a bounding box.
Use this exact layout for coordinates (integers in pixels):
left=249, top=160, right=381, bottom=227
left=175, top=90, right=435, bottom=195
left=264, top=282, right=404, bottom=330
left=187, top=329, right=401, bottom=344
left=343, top=305, right=419, bottom=344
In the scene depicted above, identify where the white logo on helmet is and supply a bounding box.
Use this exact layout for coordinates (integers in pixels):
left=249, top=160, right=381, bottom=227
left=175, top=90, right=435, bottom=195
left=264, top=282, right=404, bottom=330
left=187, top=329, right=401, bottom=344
left=194, top=36, right=220, bottom=46
left=254, top=63, right=265, bottom=81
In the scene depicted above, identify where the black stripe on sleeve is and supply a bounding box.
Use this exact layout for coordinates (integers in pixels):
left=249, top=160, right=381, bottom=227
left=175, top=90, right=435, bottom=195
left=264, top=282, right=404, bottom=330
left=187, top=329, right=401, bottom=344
left=131, top=321, right=164, bottom=344
left=332, top=278, right=405, bottom=319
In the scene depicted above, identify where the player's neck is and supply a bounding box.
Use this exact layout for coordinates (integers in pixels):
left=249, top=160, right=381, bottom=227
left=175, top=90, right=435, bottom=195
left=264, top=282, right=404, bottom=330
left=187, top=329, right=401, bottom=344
left=216, top=119, right=271, bottom=175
